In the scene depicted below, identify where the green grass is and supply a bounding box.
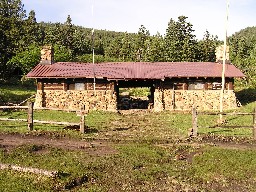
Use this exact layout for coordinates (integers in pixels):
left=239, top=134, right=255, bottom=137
left=0, top=170, right=54, bottom=192
left=0, top=83, right=254, bottom=139
left=182, top=146, right=256, bottom=191
left=197, top=101, right=255, bottom=137
left=0, top=145, right=95, bottom=191
left=0, top=101, right=255, bottom=139
left=0, top=83, right=36, bottom=104
left=0, top=84, right=255, bottom=191
left=1, top=143, right=256, bottom=191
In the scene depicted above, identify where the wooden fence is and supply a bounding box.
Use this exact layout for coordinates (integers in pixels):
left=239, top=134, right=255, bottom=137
left=189, top=107, right=256, bottom=139
left=0, top=102, right=87, bottom=133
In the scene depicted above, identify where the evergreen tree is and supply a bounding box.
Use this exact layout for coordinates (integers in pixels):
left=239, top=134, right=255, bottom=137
left=198, top=30, right=219, bottom=62
left=119, top=32, right=135, bottom=61
left=61, top=15, right=75, bottom=52
left=135, top=25, right=150, bottom=61
left=144, top=33, right=165, bottom=62
left=0, top=0, right=26, bottom=79
left=229, top=26, right=256, bottom=86
left=164, top=16, right=198, bottom=62
left=22, top=10, right=43, bottom=46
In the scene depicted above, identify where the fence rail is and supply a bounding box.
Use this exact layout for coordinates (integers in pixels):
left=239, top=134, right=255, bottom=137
left=0, top=103, right=87, bottom=133
left=189, top=107, right=256, bottom=139
left=0, top=106, right=28, bottom=109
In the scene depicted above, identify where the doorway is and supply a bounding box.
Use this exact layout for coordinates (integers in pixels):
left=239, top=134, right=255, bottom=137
left=116, top=81, right=155, bottom=110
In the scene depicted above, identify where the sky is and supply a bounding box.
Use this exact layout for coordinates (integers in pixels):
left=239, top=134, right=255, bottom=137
left=22, top=0, right=256, bottom=40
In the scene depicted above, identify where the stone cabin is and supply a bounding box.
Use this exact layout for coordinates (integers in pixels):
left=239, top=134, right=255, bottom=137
left=26, top=46, right=245, bottom=112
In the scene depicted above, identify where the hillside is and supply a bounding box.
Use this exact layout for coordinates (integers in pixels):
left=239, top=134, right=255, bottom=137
left=229, top=26, right=256, bottom=87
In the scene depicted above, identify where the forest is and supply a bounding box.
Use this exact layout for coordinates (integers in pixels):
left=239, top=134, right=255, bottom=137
left=0, top=0, right=255, bottom=87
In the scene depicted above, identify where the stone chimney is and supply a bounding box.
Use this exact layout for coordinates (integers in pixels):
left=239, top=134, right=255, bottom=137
left=215, top=45, right=230, bottom=63
left=40, top=46, right=54, bottom=64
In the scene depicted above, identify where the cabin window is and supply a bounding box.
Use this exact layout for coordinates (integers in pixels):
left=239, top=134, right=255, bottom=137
left=174, top=83, right=184, bottom=90
left=212, top=82, right=222, bottom=90
left=68, top=84, right=75, bottom=90
left=75, top=83, right=85, bottom=90
left=68, top=83, right=85, bottom=90
left=188, top=82, right=205, bottom=90
left=195, top=82, right=205, bottom=90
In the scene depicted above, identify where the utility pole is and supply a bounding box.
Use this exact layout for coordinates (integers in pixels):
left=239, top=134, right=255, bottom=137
left=220, top=0, right=230, bottom=122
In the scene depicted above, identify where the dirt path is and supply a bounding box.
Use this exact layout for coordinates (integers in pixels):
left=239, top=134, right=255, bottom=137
left=0, top=133, right=117, bottom=156
left=1, top=132, right=256, bottom=155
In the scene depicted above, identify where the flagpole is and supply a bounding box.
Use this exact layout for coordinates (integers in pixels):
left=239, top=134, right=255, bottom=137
left=220, top=0, right=230, bottom=122
left=92, top=0, right=96, bottom=94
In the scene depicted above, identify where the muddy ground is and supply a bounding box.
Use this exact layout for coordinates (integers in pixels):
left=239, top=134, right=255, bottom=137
left=1, top=132, right=256, bottom=154
left=0, top=133, right=117, bottom=156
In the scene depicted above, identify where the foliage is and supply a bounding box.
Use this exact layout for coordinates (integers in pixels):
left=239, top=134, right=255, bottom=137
left=229, top=26, right=256, bottom=86
left=164, top=16, right=198, bottom=62
left=0, top=0, right=26, bottom=79
left=1, top=0, right=255, bottom=89
left=7, top=44, right=40, bottom=74
left=144, top=33, right=165, bottom=62
left=120, top=87, right=150, bottom=97
left=198, top=30, right=219, bottom=62
left=76, top=54, right=118, bottom=63
left=53, top=44, right=73, bottom=62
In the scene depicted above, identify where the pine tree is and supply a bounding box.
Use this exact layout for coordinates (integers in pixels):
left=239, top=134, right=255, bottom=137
left=198, top=30, right=218, bottom=62
left=0, top=0, right=26, bottom=79
left=164, top=16, right=198, bottom=62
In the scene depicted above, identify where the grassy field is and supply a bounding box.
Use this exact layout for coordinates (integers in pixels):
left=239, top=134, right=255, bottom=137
left=0, top=83, right=256, bottom=191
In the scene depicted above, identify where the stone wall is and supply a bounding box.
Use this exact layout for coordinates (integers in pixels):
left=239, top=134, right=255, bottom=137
left=154, top=89, right=238, bottom=111
left=34, top=78, right=238, bottom=112
left=35, top=89, right=117, bottom=111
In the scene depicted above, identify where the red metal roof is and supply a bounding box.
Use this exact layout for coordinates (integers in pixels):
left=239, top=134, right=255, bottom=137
left=26, top=62, right=245, bottom=79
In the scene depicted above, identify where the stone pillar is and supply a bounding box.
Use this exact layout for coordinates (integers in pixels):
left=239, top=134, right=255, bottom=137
left=40, top=46, right=54, bottom=65
left=34, top=82, right=44, bottom=108
left=153, top=89, right=164, bottom=112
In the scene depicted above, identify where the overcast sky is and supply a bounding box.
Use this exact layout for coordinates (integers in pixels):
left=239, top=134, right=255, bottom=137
left=23, top=0, right=255, bottom=40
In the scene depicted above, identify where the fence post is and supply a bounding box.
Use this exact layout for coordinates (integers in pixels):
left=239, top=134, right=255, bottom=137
left=253, top=108, right=256, bottom=140
left=27, top=102, right=34, bottom=131
left=191, top=107, right=198, bottom=137
left=80, top=106, right=85, bottom=133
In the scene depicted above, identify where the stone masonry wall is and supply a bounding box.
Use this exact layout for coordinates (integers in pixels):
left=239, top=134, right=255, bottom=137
left=34, top=90, right=117, bottom=111
left=154, top=90, right=238, bottom=111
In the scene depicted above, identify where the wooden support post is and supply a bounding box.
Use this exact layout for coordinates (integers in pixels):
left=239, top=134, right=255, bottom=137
left=191, top=107, right=198, bottom=137
left=80, top=106, right=85, bottom=133
left=27, top=102, right=34, bottom=131
left=253, top=108, right=256, bottom=140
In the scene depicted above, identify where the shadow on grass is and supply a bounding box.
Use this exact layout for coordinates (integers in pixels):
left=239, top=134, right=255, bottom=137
left=58, top=171, right=71, bottom=178
left=236, top=88, right=256, bottom=105
left=63, top=125, right=99, bottom=134
left=208, top=129, right=233, bottom=134
left=113, top=127, right=130, bottom=131
left=5, top=124, right=26, bottom=129
left=0, top=91, right=34, bottom=105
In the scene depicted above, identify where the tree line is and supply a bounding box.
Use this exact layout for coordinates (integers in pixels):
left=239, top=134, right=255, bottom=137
left=0, top=0, right=255, bottom=86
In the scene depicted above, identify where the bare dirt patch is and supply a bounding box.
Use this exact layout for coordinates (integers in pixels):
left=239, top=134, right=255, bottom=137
left=0, top=133, right=117, bottom=156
